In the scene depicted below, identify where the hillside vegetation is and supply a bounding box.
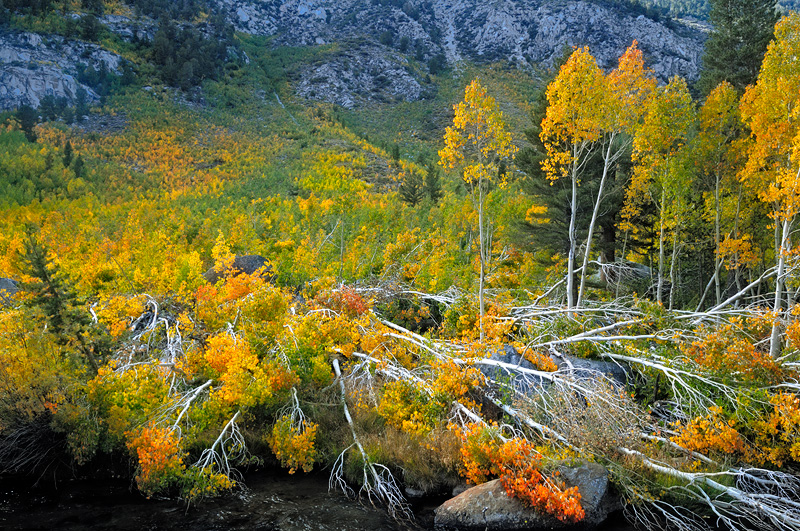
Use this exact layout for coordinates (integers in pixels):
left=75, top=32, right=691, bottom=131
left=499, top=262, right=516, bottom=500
left=1, top=2, right=800, bottom=531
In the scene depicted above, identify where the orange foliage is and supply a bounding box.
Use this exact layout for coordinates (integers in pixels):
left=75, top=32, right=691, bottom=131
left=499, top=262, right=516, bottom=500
left=682, top=318, right=786, bottom=385
left=127, top=423, right=185, bottom=496
left=457, top=423, right=584, bottom=523
left=671, top=406, right=753, bottom=458
left=313, top=286, right=370, bottom=317
left=753, top=393, right=800, bottom=467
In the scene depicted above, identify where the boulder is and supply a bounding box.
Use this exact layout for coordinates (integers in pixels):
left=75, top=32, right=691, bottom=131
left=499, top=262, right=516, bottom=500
left=553, top=354, right=630, bottom=388
left=203, top=254, right=273, bottom=284
left=480, top=344, right=546, bottom=394
left=434, top=461, right=619, bottom=531
left=0, top=278, right=19, bottom=303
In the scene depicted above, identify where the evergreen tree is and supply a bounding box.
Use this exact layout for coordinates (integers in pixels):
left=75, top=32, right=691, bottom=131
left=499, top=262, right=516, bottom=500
left=16, top=104, right=37, bottom=142
left=698, top=0, right=779, bottom=95
left=425, top=160, right=443, bottom=204
left=19, top=232, right=107, bottom=373
left=63, top=140, right=73, bottom=167
left=72, top=154, right=84, bottom=178
left=399, top=171, right=424, bottom=206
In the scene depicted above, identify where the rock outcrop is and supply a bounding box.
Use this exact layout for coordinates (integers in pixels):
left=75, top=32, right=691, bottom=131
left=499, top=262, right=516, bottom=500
left=217, top=0, right=704, bottom=83
left=0, top=28, right=122, bottom=110
left=434, top=461, right=619, bottom=530
left=295, top=42, right=428, bottom=108
left=203, top=254, right=274, bottom=285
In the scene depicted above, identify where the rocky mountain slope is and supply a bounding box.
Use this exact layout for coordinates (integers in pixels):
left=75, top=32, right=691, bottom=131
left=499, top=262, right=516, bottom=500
left=0, top=0, right=705, bottom=111
left=219, top=0, right=704, bottom=80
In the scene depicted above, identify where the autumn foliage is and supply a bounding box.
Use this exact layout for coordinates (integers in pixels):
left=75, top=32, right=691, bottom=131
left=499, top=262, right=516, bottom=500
left=457, top=423, right=584, bottom=523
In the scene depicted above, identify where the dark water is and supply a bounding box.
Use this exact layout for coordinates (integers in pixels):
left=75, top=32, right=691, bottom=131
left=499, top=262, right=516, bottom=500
left=0, top=470, right=432, bottom=531
left=0, top=471, right=635, bottom=530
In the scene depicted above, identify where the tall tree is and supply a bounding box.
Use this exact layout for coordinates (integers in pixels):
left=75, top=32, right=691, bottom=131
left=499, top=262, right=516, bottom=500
left=399, top=170, right=424, bottom=206
left=576, top=42, right=656, bottom=306
left=624, top=77, right=696, bottom=306
left=740, top=13, right=800, bottom=358
left=694, top=81, right=745, bottom=306
left=540, top=47, right=605, bottom=310
left=698, top=0, right=779, bottom=95
left=439, top=79, right=517, bottom=341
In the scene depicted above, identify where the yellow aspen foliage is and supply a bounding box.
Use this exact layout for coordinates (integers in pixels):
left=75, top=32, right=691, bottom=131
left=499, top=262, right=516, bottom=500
left=753, top=392, right=800, bottom=467
left=440, top=78, right=517, bottom=341
left=540, top=46, right=605, bottom=182
left=268, top=416, right=318, bottom=474
left=211, top=233, right=235, bottom=279
left=95, top=294, right=147, bottom=339
left=88, top=362, right=172, bottom=441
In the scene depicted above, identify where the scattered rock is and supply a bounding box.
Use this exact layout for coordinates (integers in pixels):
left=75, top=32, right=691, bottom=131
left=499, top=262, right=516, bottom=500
left=295, top=42, right=424, bottom=108
left=434, top=461, right=619, bottom=530
left=203, top=254, right=274, bottom=284
left=552, top=354, right=630, bottom=387
left=479, top=344, right=545, bottom=394
left=100, top=14, right=157, bottom=42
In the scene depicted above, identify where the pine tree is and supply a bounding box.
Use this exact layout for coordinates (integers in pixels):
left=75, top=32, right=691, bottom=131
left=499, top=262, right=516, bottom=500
left=63, top=140, right=73, bottom=168
left=424, top=160, right=443, bottom=203
left=16, top=104, right=37, bottom=142
left=73, top=154, right=84, bottom=178
left=19, top=232, right=107, bottom=373
left=698, top=0, right=779, bottom=95
left=399, top=171, right=424, bottom=206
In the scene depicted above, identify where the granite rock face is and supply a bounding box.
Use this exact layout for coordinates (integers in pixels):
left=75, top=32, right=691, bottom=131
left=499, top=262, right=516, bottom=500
left=295, top=42, right=427, bottom=108
left=217, top=0, right=704, bottom=83
left=0, top=28, right=121, bottom=110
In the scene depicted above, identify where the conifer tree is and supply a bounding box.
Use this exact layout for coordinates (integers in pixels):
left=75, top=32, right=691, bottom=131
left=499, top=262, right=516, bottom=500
left=698, top=0, right=779, bottom=95
left=424, top=160, right=443, bottom=203
left=63, top=140, right=73, bottom=168
left=399, top=171, right=424, bottom=206
left=19, top=232, right=107, bottom=373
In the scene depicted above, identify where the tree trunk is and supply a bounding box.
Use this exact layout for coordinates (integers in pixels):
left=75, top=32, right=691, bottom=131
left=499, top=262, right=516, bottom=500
left=657, top=187, right=667, bottom=305
left=669, top=225, right=679, bottom=310
left=567, top=143, right=578, bottom=312
left=577, top=136, right=614, bottom=307
left=770, top=215, right=792, bottom=358
left=714, top=172, right=722, bottom=305
left=478, top=172, right=485, bottom=342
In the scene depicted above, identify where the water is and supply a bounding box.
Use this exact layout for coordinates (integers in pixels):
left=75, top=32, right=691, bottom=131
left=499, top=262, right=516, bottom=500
left=0, top=470, right=432, bottom=531
left=0, top=470, right=634, bottom=530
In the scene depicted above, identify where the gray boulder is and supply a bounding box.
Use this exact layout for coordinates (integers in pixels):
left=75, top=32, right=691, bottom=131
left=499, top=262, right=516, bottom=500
left=434, top=461, right=619, bottom=531
left=0, top=278, right=19, bottom=303
left=479, top=344, right=546, bottom=394
left=553, top=354, right=630, bottom=387
left=203, top=254, right=274, bottom=284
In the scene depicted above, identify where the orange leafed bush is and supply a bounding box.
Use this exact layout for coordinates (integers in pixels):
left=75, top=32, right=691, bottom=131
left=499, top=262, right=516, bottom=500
left=753, top=392, right=800, bottom=467
left=457, top=423, right=584, bottom=523
left=671, top=406, right=753, bottom=458
left=127, top=423, right=185, bottom=496
left=682, top=319, right=786, bottom=385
